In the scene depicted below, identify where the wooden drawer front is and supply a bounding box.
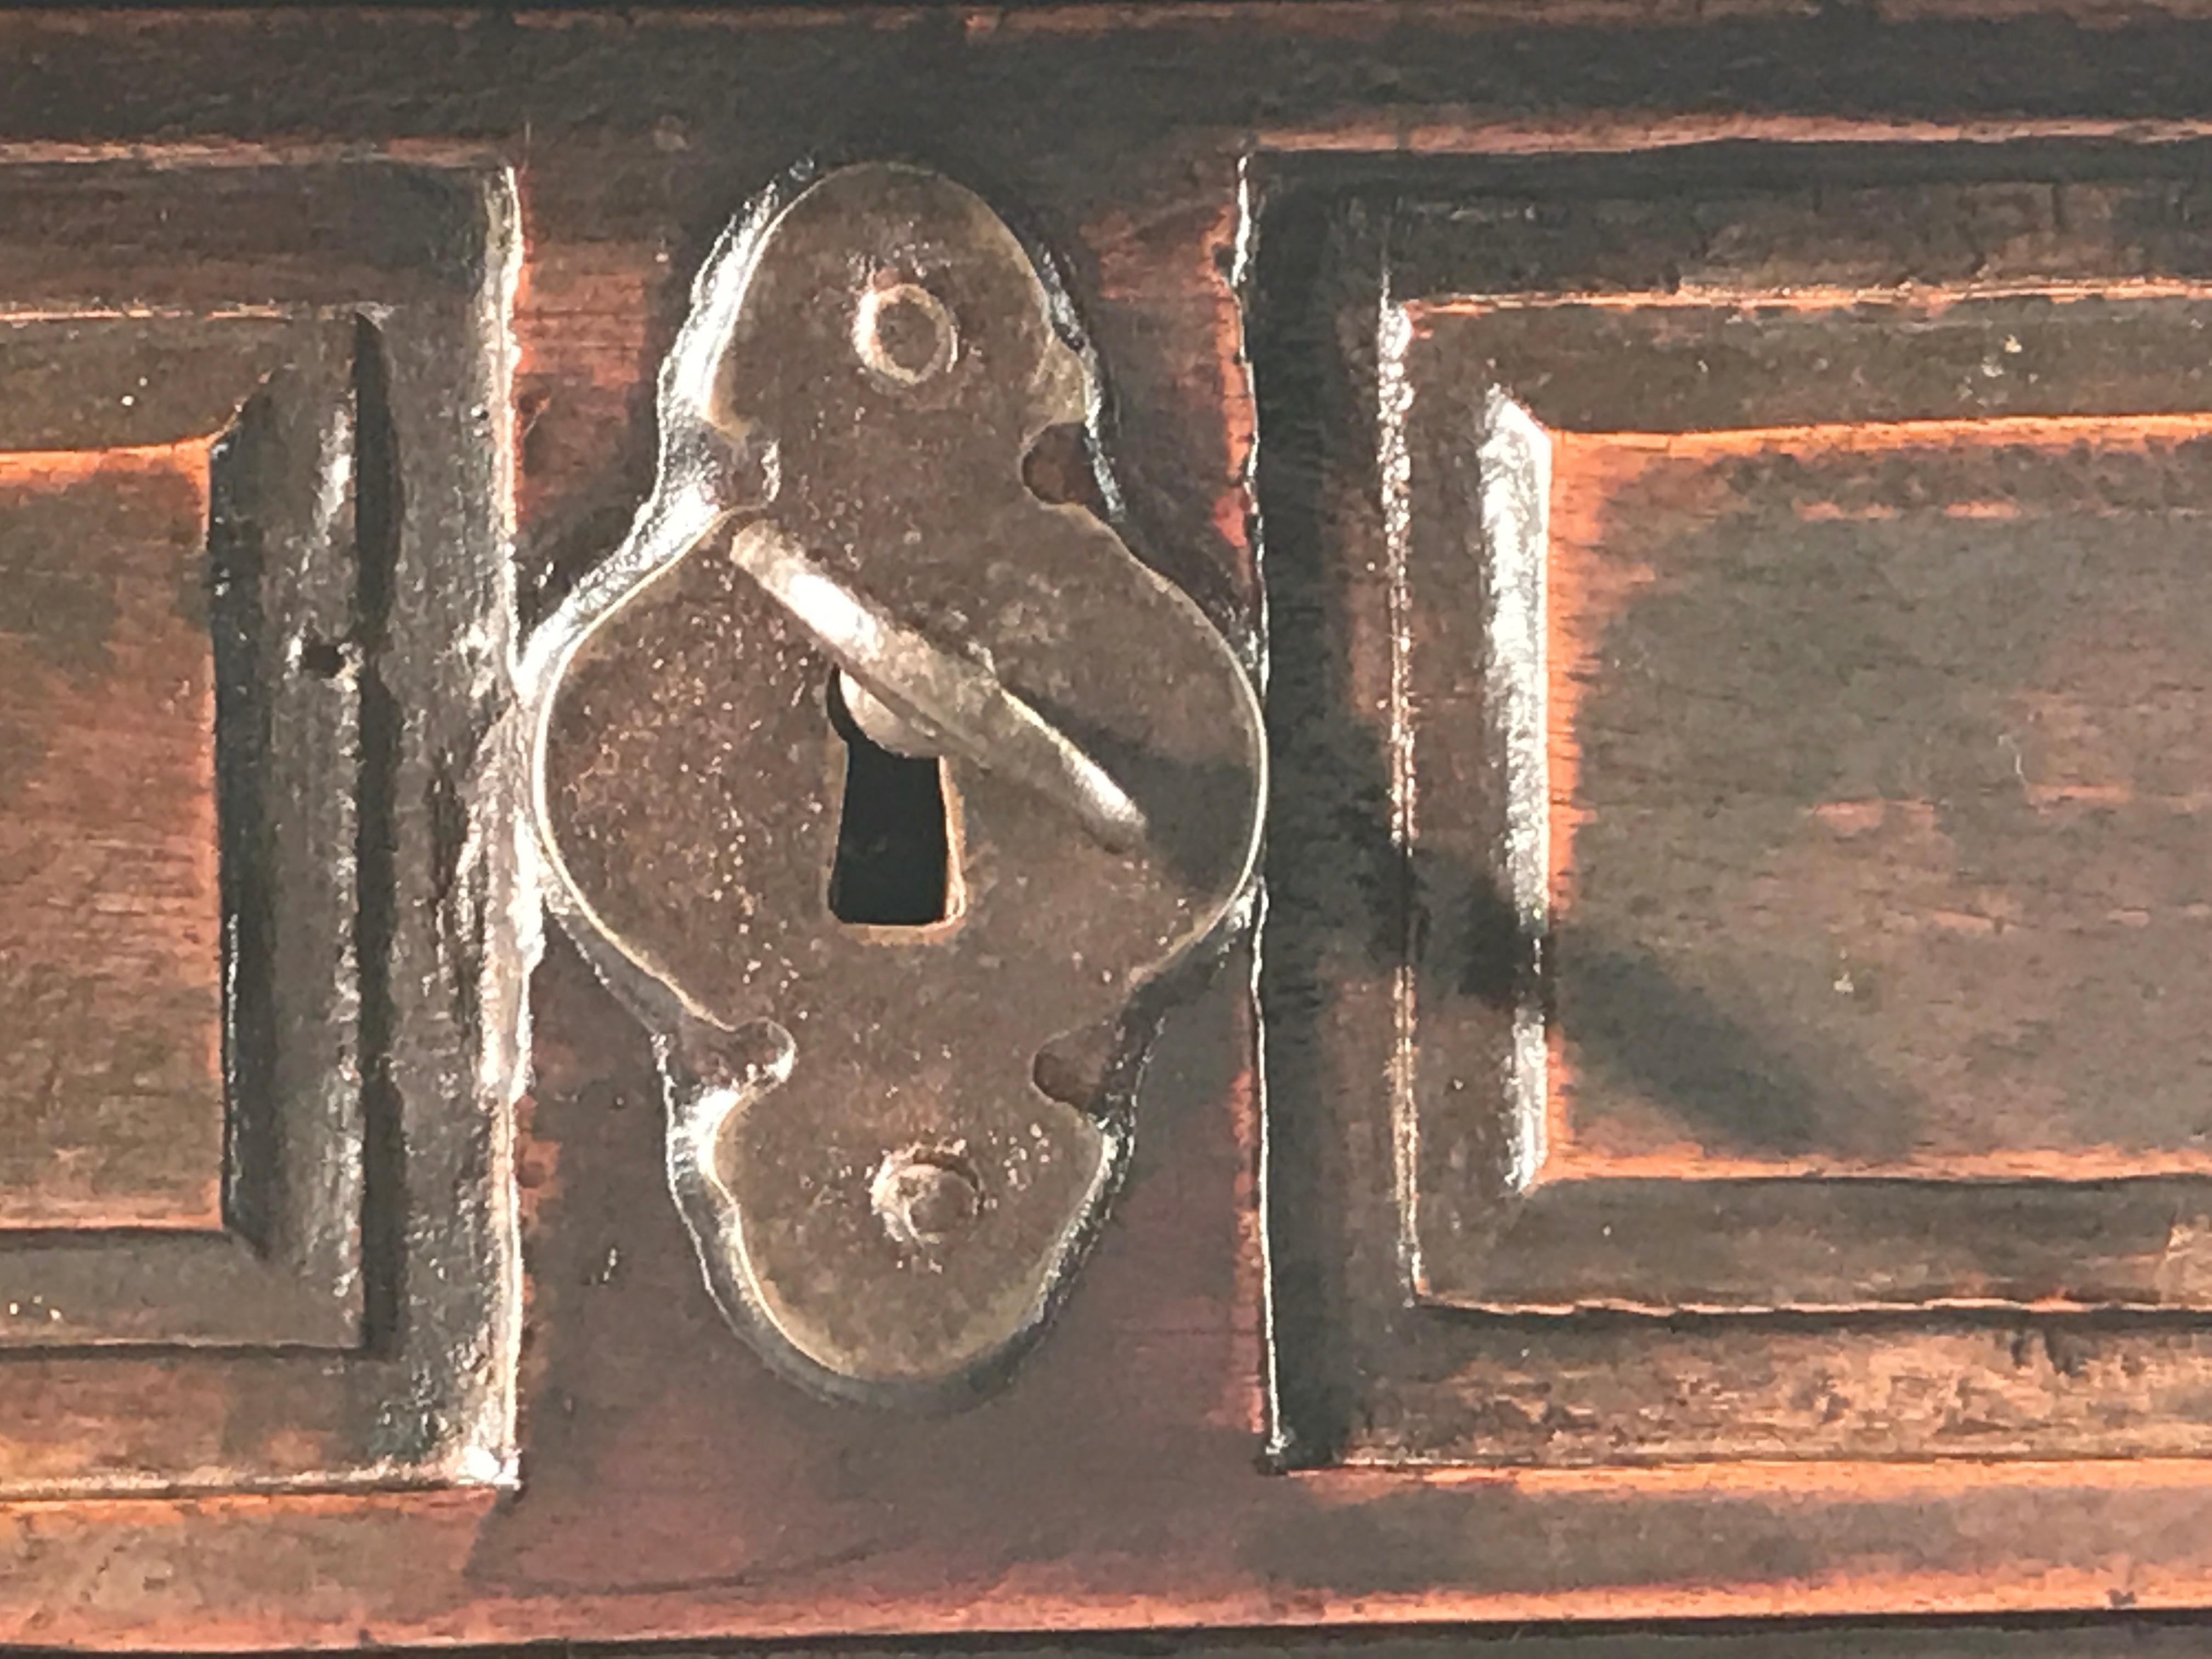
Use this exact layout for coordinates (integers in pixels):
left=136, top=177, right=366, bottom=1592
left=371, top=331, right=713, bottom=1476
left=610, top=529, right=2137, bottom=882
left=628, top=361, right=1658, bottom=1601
left=20, top=8, right=2212, bottom=1635
left=1259, top=139, right=2212, bottom=1466
left=0, top=161, right=523, bottom=1495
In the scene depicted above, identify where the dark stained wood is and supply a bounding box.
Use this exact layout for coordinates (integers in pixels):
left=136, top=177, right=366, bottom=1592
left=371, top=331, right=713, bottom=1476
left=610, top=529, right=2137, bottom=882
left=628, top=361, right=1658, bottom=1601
left=1534, top=417, right=2212, bottom=1186
left=1386, top=169, right=2212, bottom=298
left=1264, top=143, right=2212, bottom=1470
left=1414, top=300, right=2212, bottom=432
left=18, top=3, right=2212, bottom=1644
left=0, top=445, right=225, bottom=1231
left=1381, top=159, right=2212, bottom=1331
left=0, top=161, right=522, bottom=1486
left=0, top=160, right=496, bottom=309
left=0, top=321, right=368, bottom=1347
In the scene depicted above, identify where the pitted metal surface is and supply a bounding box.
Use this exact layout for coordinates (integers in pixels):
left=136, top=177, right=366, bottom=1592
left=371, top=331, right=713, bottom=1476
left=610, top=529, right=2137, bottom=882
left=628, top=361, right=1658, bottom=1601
left=520, top=163, right=1263, bottom=1402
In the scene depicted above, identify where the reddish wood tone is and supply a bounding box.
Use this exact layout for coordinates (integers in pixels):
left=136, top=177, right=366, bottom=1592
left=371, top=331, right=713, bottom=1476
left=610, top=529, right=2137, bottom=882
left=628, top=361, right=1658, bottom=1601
left=13, top=5, right=2212, bottom=1647
left=1546, top=416, right=2212, bottom=1183
left=1263, top=143, right=2212, bottom=1473
left=0, top=445, right=224, bottom=1231
left=1395, top=164, right=2212, bottom=1301
left=0, top=161, right=520, bottom=1487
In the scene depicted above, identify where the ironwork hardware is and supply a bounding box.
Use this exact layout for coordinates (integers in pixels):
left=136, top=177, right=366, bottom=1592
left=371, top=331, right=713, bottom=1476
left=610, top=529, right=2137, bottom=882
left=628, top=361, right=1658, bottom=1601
left=520, top=163, right=1265, bottom=1403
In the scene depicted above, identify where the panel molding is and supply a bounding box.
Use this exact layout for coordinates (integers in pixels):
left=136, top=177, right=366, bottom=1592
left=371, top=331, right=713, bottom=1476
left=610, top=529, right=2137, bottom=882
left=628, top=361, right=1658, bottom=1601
left=0, top=160, right=522, bottom=1494
left=0, top=318, right=365, bottom=1348
left=1257, top=136, right=2212, bottom=1468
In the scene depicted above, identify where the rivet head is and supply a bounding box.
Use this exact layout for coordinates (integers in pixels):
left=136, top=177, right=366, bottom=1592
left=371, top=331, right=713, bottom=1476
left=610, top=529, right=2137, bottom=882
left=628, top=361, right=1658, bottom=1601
left=854, top=281, right=958, bottom=386
left=872, top=1148, right=983, bottom=1246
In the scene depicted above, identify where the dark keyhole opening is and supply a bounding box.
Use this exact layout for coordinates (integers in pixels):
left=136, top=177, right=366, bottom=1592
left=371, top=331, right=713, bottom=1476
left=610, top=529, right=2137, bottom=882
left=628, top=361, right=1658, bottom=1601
left=827, top=675, right=953, bottom=927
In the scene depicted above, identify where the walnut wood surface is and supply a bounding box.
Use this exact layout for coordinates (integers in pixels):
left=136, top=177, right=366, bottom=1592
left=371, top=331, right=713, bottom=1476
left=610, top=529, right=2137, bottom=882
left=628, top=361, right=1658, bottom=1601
left=1389, top=162, right=2212, bottom=1327
left=13, top=3, right=2212, bottom=1645
left=0, top=446, right=224, bottom=1231
left=0, top=163, right=522, bottom=1478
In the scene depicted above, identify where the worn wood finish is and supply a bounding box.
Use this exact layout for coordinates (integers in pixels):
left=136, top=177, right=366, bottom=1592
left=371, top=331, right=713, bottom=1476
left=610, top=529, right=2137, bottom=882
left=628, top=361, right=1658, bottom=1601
left=0, top=319, right=369, bottom=1348
left=16, top=4, right=2212, bottom=1644
left=1257, top=143, right=2212, bottom=1480
left=0, top=443, right=225, bottom=1232
left=1394, top=159, right=2212, bottom=1313
left=0, top=160, right=523, bottom=1487
left=1537, top=417, right=2212, bottom=1187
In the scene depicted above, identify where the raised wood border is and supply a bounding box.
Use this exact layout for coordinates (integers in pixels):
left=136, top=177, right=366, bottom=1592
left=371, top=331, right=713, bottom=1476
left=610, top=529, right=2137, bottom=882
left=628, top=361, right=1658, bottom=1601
left=1391, top=151, right=2212, bottom=1315
left=0, top=160, right=525, bottom=1492
left=11, top=7, right=2212, bottom=1643
left=0, top=316, right=365, bottom=1349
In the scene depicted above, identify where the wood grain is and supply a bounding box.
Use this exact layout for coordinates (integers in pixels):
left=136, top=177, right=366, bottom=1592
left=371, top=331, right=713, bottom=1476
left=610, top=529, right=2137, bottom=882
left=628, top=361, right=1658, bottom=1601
left=1545, top=417, right=2212, bottom=1182
left=1262, top=143, right=2212, bottom=1476
left=13, top=3, right=2212, bottom=1643
left=1393, top=163, right=2212, bottom=1331
left=0, top=165, right=521, bottom=1491
left=0, top=446, right=223, bottom=1230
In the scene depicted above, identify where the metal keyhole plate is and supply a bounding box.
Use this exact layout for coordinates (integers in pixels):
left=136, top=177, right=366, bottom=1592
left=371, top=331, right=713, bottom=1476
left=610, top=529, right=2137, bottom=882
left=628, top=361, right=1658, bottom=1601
left=518, top=163, right=1265, bottom=1404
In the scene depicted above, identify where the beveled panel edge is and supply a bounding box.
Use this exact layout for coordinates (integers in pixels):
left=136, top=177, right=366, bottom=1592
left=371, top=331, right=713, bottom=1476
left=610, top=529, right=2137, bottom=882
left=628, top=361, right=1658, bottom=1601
left=0, top=316, right=366, bottom=1348
left=0, top=156, right=527, bottom=1493
left=1254, top=139, right=2212, bottom=1469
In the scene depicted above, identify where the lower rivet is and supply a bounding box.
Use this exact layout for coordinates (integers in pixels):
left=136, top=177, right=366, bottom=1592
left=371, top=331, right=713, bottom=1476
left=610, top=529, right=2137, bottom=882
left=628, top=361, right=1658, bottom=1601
left=871, top=1149, right=983, bottom=1246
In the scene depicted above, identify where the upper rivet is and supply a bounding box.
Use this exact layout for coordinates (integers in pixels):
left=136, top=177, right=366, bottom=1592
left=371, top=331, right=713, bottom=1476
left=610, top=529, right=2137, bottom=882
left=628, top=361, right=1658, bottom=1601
left=854, top=281, right=957, bottom=386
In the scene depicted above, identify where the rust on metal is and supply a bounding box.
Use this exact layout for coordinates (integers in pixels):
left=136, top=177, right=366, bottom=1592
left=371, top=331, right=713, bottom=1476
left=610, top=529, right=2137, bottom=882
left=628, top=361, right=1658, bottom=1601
left=523, top=162, right=1264, bottom=1403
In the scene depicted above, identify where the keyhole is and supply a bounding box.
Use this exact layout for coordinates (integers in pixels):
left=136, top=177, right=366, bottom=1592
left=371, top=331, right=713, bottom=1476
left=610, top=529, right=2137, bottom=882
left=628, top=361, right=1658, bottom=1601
left=827, top=675, right=954, bottom=927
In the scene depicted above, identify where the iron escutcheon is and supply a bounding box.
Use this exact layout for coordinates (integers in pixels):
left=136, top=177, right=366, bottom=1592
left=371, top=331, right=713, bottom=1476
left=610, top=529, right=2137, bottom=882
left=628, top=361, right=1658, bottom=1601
left=521, top=163, right=1264, bottom=1403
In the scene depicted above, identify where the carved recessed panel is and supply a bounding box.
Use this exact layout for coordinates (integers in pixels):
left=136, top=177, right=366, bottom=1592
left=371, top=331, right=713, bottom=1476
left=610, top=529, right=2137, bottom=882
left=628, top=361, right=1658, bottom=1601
left=0, top=317, right=366, bottom=1353
left=0, top=162, right=522, bottom=1494
left=1258, top=139, right=2212, bottom=1466
left=1400, top=311, right=2212, bottom=1315
left=0, top=446, right=225, bottom=1230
